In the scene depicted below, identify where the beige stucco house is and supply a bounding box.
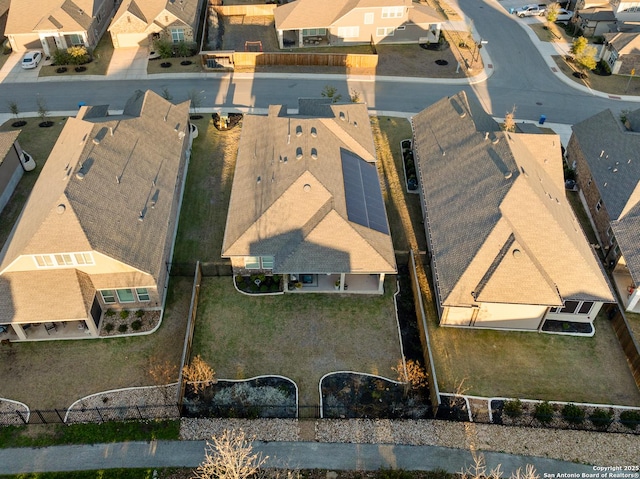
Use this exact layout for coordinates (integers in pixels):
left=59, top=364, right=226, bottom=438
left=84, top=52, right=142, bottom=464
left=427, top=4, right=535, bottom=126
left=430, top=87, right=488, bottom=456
left=0, top=90, right=193, bottom=341
left=221, top=99, right=396, bottom=294
left=109, top=0, right=203, bottom=48
left=413, top=92, right=614, bottom=334
left=5, top=0, right=116, bottom=55
left=567, top=107, right=640, bottom=314
left=274, top=0, right=444, bottom=49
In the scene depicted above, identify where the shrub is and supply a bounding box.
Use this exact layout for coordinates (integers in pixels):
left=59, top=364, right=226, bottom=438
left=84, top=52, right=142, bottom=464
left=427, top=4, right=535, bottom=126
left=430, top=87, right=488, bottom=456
left=105, top=309, right=115, bottom=317
left=67, top=45, right=89, bottom=65
left=589, top=408, right=614, bottom=429
left=503, top=399, right=523, bottom=418
left=272, top=275, right=281, bottom=284
left=135, top=310, right=144, bottom=318
left=131, top=320, right=142, bottom=331
left=235, top=275, right=245, bottom=284
left=562, top=403, right=585, bottom=424
left=620, top=410, right=640, bottom=430
left=119, top=310, right=129, bottom=320
left=51, top=48, right=72, bottom=66
left=154, top=39, right=173, bottom=59
left=259, top=284, right=269, bottom=292
left=534, top=401, right=555, bottom=423
left=118, top=324, right=128, bottom=333
left=104, top=323, right=114, bottom=332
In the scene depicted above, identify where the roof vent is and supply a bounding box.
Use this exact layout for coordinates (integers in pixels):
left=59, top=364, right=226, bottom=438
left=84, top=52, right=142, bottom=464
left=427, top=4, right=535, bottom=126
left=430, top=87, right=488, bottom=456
left=296, top=147, right=303, bottom=160
left=339, top=112, right=345, bottom=121
left=513, top=249, right=521, bottom=258
left=492, top=136, right=499, bottom=144
left=504, top=171, right=512, bottom=179
left=484, top=132, right=489, bottom=141
left=56, top=204, right=66, bottom=214
left=76, top=171, right=85, bottom=180
left=311, top=148, right=317, bottom=159
left=310, top=127, right=317, bottom=137
left=296, top=125, right=302, bottom=137
left=178, top=131, right=185, bottom=140
left=257, top=176, right=261, bottom=183
left=303, top=184, right=311, bottom=192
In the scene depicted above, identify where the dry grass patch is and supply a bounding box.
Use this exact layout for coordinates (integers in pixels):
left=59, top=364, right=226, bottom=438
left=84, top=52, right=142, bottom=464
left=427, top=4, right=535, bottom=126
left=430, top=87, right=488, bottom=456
left=530, top=22, right=573, bottom=43
left=192, top=277, right=403, bottom=406
left=553, top=55, right=640, bottom=96
left=0, top=277, right=192, bottom=409
left=625, top=311, right=640, bottom=341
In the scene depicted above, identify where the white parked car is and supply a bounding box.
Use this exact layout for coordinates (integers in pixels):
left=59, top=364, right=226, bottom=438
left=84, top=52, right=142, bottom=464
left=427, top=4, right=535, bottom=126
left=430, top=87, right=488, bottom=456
left=21, top=151, right=36, bottom=172
left=513, top=4, right=547, bottom=17
left=554, top=8, right=574, bottom=23
left=21, top=50, right=43, bottom=69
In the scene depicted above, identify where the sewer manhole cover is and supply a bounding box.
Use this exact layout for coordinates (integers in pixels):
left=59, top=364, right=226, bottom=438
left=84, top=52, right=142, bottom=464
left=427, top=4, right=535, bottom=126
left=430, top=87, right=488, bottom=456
left=435, top=59, right=448, bottom=66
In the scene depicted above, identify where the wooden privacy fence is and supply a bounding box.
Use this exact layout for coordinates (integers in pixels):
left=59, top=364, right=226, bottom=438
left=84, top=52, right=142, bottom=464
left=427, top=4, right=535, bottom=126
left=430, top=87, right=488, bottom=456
left=212, top=4, right=276, bottom=16
left=609, top=305, right=640, bottom=390
left=177, top=261, right=203, bottom=409
left=231, top=52, right=378, bottom=68
left=408, top=250, right=441, bottom=416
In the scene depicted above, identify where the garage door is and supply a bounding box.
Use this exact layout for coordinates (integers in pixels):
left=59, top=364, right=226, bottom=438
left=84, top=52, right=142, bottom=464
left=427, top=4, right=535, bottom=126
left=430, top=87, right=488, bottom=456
left=113, top=33, right=149, bottom=48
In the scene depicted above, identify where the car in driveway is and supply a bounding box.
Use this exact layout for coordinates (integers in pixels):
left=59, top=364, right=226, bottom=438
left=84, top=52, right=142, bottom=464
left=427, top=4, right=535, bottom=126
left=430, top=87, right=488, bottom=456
left=554, top=8, right=574, bottom=23
left=513, top=4, right=547, bottom=17
left=21, top=50, right=43, bottom=69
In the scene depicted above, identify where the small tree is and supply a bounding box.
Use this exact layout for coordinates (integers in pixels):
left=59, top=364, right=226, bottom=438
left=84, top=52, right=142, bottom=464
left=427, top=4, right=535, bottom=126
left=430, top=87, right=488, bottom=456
left=52, top=48, right=72, bottom=66
left=149, top=358, right=178, bottom=401
left=193, top=429, right=268, bottom=479
left=546, top=2, right=560, bottom=24
left=182, top=354, right=216, bottom=392
left=503, top=105, right=517, bottom=132
left=154, top=38, right=174, bottom=59
left=7, top=101, right=19, bottom=119
left=350, top=89, right=361, bottom=103
left=161, top=87, right=173, bottom=101
left=67, top=45, right=89, bottom=65
left=188, top=89, right=204, bottom=116
left=393, top=358, right=428, bottom=394
left=36, top=97, right=49, bottom=124
left=321, top=85, right=342, bottom=103
left=571, top=36, right=597, bottom=74
left=176, top=40, right=192, bottom=59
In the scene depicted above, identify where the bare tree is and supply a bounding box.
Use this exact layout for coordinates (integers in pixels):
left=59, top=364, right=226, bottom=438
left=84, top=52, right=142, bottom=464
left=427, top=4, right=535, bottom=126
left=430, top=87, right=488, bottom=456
left=393, top=357, right=428, bottom=394
left=503, top=105, right=517, bottom=132
left=350, top=89, right=361, bottom=103
left=161, top=87, right=173, bottom=101
left=182, top=354, right=216, bottom=393
left=188, top=89, right=204, bottom=116
left=193, top=429, right=268, bottom=479
left=36, top=97, right=50, bottom=124
left=459, top=452, right=539, bottom=479
left=7, top=101, right=19, bottom=119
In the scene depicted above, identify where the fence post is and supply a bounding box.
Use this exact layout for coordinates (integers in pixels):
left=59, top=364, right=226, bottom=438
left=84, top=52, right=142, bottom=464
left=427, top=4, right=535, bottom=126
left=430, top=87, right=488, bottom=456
left=136, top=405, right=143, bottom=420
left=54, top=409, right=65, bottom=423
left=15, top=410, right=27, bottom=424
left=35, top=410, right=46, bottom=424
left=95, top=407, right=104, bottom=423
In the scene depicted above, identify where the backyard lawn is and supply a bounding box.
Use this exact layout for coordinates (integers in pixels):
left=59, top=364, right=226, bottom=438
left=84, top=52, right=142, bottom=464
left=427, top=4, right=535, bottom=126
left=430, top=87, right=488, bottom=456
left=192, top=277, right=403, bottom=407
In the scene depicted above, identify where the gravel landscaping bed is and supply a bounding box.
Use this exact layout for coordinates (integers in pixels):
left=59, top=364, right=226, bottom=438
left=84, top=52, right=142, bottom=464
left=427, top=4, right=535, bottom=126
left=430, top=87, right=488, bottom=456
left=0, top=399, right=28, bottom=425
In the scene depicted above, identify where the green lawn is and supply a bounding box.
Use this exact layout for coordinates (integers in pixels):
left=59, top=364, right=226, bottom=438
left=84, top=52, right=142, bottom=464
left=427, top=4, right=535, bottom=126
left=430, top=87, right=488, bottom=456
left=192, top=277, right=403, bottom=407
left=173, top=118, right=240, bottom=264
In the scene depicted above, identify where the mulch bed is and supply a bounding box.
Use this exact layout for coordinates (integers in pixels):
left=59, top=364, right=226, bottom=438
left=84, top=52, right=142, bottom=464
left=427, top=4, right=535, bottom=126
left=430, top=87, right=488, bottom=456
left=100, top=310, right=161, bottom=336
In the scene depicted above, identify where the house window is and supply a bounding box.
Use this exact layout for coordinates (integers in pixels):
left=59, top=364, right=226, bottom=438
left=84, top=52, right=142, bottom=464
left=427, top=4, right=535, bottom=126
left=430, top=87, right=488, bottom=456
left=136, top=288, right=150, bottom=302
left=245, top=256, right=261, bottom=269
left=74, top=253, right=94, bottom=265
left=337, top=26, right=359, bottom=38
left=34, top=255, right=54, bottom=267
left=116, top=288, right=135, bottom=303
left=302, top=28, right=327, bottom=36
left=376, top=27, right=395, bottom=36
left=551, top=301, right=594, bottom=315
left=607, top=50, right=618, bottom=68
left=596, top=199, right=602, bottom=211
left=261, top=256, right=274, bottom=269
left=381, top=6, right=404, bottom=18
left=364, top=12, right=374, bottom=24
left=55, top=254, right=74, bottom=266
left=101, top=290, right=116, bottom=304
left=68, top=34, right=84, bottom=45
left=171, top=28, right=185, bottom=43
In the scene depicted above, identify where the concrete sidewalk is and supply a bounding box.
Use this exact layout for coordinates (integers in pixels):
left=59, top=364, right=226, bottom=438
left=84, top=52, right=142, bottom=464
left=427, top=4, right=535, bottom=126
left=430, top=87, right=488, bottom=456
left=0, top=440, right=600, bottom=475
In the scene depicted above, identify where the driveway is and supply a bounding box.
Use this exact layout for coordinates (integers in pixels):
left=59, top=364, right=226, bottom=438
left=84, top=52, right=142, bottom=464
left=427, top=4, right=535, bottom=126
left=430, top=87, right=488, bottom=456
left=106, top=46, right=148, bottom=79
left=0, top=51, right=41, bottom=83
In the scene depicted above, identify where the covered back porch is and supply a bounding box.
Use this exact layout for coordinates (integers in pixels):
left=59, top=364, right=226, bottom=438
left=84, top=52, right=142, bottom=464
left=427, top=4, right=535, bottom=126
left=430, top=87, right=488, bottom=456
left=283, top=273, right=386, bottom=294
left=612, top=259, right=640, bottom=313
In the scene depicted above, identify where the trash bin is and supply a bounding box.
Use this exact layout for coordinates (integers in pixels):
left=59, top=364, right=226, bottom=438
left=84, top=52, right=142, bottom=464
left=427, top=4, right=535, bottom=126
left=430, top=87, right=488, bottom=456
left=538, top=114, right=546, bottom=125
left=509, top=7, right=514, bottom=13
left=78, top=101, right=86, bottom=109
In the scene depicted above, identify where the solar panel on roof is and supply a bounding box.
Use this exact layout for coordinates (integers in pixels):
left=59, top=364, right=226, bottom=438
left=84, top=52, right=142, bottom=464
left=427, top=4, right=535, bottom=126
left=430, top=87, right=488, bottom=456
left=341, top=149, right=389, bottom=234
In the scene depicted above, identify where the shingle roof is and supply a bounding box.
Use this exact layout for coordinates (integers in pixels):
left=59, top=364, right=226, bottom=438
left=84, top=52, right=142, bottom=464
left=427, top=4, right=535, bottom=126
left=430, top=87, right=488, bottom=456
left=222, top=100, right=396, bottom=274
left=111, top=0, right=200, bottom=32
left=413, top=92, right=614, bottom=308
left=0, top=90, right=190, bottom=283
left=611, top=204, right=640, bottom=285
left=571, top=108, right=640, bottom=220
left=0, top=131, right=20, bottom=168
left=6, top=0, right=100, bottom=34
left=603, top=32, right=640, bottom=54
left=274, top=0, right=442, bottom=30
